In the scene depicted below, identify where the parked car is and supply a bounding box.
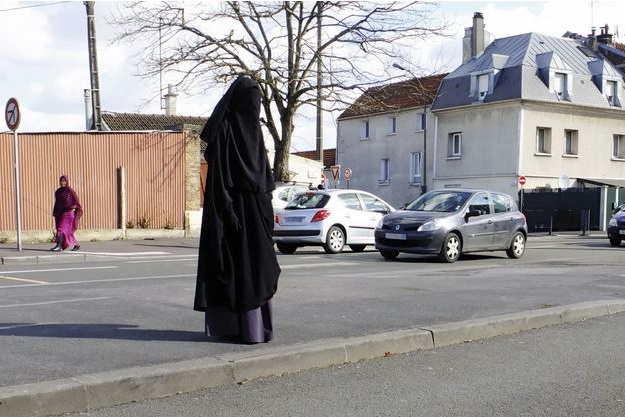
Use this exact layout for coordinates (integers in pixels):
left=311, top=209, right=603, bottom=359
left=375, top=189, right=528, bottom=263
left=272, top=182, right=312, bottom=214
left=274, top=189, right=395, bottom=254
left=607, top=210, right=625, bottom=246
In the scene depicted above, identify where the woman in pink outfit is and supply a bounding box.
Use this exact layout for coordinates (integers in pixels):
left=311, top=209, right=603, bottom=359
left=51, top=175, right=83, bottom=252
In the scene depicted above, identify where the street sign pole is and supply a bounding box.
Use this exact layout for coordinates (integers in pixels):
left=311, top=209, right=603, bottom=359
left=6, top=98, right=22, bottom=251
left=13, top=130, right=22, bottom=251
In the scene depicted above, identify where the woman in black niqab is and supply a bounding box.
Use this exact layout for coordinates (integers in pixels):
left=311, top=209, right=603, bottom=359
left=194, top=76, right=280, bottom=344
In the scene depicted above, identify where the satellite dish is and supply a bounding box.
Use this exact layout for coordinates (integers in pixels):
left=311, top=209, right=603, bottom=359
left=559, top=175, right=570, bottom=190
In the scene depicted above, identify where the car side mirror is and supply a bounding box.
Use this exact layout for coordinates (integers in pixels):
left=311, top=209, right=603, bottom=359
left=465, top=209, right=480, bottom=221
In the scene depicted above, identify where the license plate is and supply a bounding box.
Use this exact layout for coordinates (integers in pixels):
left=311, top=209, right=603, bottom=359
left=619, top=230, right=625, bottom=235
left=385, top=233, right=406, bottom=240
left=284, top=217, right=305, bottom=223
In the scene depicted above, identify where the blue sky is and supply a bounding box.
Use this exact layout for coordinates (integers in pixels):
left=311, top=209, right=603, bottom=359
left=0, top=1, right=623, bottom=152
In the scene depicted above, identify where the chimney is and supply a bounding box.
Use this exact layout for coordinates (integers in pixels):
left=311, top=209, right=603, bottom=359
left=164, top=84, right=178, bottom=116
left=597, top=24, right=613, bottom=45
left=472, top=12, right=485, bottom=59
left=84, top=89, right=93, bottom=130
left=463, top=12, right=486, bottom=64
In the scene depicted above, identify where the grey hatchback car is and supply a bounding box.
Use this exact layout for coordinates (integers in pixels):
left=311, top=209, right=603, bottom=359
left=375, top=189, right=528, bottom=263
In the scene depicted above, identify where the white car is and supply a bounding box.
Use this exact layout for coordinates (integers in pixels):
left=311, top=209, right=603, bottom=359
left=273, top=189, right=395, bottom=254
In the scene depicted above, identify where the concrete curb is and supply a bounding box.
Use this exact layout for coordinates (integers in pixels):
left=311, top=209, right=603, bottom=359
left=1, top=300, right=624, bottom=417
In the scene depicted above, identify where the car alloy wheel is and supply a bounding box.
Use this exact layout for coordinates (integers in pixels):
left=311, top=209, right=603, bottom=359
left=438, top=232, right=461, bottom=263
left=506, top=232, right=526, bottom=258
left=324, top=226, right=345, bottom=254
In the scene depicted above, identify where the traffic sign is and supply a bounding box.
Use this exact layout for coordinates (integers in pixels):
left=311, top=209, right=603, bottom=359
left=519, top=176, right=527, bottom=186
left=331, top=164, right=341, bottom=180
left=320, top=173, right=326, bottom=185
left=344, top=167, right=352, bottom=181
left=5, top=98, right=20, bottom=131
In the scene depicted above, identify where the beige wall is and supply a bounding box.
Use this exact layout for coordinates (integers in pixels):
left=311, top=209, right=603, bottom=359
left=520, top=103, right=625, bottom=189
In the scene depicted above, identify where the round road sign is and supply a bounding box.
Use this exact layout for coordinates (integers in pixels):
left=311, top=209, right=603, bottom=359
left=5, top=98, right=20, bottom=131
left=320, top=173, right=326, bottom=185
left=344, top=168, right=352, bottom=181
left=519, top=176, right=527, bottom=186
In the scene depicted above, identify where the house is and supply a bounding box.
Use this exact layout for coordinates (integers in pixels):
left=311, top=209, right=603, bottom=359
left=336, top=74, right=446, bottom=207
left=430, top=14, right=625, bottom=231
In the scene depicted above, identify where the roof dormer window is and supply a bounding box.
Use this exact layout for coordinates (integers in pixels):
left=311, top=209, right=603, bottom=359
left=477, top=74, right=489, bottom=100
left=606, top=80, right=617, bottom=106
left=554, top=72, right=567, bottom=99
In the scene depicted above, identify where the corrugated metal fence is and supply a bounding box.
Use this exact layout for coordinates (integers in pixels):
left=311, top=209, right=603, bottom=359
left=0, top=131, right=187, bottom=231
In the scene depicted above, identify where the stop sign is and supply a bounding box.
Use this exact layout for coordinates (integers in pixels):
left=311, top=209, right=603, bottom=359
left=519, top=176, right=527, bottom=186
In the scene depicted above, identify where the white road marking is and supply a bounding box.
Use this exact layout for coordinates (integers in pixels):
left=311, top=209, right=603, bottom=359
left=0, top=275, right=49, bottom=285
left=0, top=297, right=110, bottom=309
left=0, top=323, right=54, bottom=331
left=0, top=266, right=118, bottom=274
left=0, top=274, right=195, bottom=290
left=280, top=262, right=359, bottom=269
left=128, top=258, right=198, bottom=264
left=77, top=251, right=169, bottom=256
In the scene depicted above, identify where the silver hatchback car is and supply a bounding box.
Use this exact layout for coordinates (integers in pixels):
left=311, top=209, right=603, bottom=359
left=375, top=189, right=527, bottom=263
left=274, top=189, right=394, bottom=254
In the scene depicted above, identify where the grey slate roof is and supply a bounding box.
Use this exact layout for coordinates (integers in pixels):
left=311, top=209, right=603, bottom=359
left=432, top=32, right=625, bottom=111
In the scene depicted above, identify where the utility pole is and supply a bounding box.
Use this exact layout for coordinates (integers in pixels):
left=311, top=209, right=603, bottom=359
left=84, top=1, right=102, bottom=131
left=315, top=2, right=324, bottom=165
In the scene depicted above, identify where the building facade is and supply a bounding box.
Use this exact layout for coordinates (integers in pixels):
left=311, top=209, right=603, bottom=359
left=336, top=75, right=446, bottom=208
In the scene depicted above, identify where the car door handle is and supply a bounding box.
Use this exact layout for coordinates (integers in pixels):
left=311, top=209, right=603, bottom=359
left=510, top=218, right=515, bottom=222
left=345, top=215, right=351, bottom=219
left=487, top=220, right=493, bottom=224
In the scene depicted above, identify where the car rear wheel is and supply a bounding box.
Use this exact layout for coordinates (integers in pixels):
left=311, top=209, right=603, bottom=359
left=610, top=238, right=622, bottom=247
left=324, top=226, right=345, bottom=254
left=506, top=231, right=526, bottom=259
left=349, top=244, right=366, bottom=253
left=380, top=250, right=399, bottom=260
left=438, top=232, right=461, bottom=263
left=276, top=242, right=298, bottom=254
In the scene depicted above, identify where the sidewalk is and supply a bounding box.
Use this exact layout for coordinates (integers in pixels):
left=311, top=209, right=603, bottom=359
left=0, top=238, right=200, bottom=266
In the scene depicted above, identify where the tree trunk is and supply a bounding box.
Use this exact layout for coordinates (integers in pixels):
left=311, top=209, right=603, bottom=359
left=273, top=142, right=290, bottom=183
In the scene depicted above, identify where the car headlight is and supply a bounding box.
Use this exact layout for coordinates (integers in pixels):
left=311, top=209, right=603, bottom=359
left=609, top=218, right=618, bottom=227
left=376, top=218, right=384, bottom=229
left=418, top=218, right=442, bottom=232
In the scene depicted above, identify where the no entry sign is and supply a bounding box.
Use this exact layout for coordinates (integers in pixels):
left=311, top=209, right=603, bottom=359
left=519, top=176, right=527, bottom=186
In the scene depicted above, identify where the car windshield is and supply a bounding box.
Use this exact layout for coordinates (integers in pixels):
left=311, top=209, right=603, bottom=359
left=405, top=191, right=472, bottom=213
left=285, top=193, right=330, bottom=210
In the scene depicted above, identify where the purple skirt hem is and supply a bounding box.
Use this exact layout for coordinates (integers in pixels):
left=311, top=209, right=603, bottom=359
left=205, top=301, right=273, bottom=344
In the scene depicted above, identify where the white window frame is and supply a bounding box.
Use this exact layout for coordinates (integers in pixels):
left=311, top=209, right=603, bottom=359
left=379, top=158, right=390, bottom=183
left=613, top=134, right=625, bottom=160
left=448, top=132, right=462, bottom=158
left=361, top=120, right=370, bottom=140
left=410, top=152, right=422, bottom=184
left=564, top=129, right=578, bottom=156
left=416, top=113, right=426, bottom=132
left=477, top=73, right=489, bottom=100
left=536, top=127, right=552, bottom=155
left=387, top=116, right=397, bottom=135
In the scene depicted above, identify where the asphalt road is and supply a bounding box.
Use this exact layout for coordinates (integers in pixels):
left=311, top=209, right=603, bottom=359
left=1, top=235, right=624, bottom=387
left=66, top=312, right=625, bottom=417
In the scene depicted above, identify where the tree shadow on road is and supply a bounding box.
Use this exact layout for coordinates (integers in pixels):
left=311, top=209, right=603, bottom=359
left=0, top=323, right=240, bottom=344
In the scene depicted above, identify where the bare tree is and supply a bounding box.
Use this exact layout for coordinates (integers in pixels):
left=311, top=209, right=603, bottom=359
left=110, top=1, right=446, bottom=181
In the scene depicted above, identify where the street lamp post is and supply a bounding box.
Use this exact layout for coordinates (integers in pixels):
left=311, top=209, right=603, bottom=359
left=392, top=63, right=428, bottom=195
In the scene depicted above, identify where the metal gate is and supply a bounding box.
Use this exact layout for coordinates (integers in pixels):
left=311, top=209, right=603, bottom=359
left=520, top=188, right=601, bottom=232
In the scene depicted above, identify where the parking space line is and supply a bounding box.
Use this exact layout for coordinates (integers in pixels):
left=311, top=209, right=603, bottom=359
left=0, top=297, right=110, bottom=309
left=0, top=323, right=53, bottom=331
left=0, top=266, right=118, bottom=274
left=0, top=275, right=49, bottom=285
